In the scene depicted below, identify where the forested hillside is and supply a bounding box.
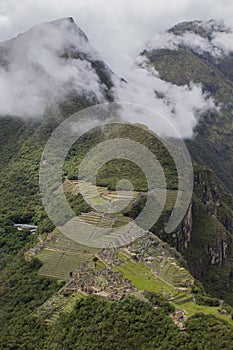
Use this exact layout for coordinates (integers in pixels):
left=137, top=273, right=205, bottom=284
left=0, top=18, right=233, bottom=349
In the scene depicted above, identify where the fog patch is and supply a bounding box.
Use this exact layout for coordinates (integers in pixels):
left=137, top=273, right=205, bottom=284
left=0, top=18, right=106, bottom=118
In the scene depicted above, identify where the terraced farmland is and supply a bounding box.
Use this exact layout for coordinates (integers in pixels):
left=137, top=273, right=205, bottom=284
left=37, top=230, right=98, bottom=280
left=34, top=288, right=85, bottom=326
left=115, top=247, right=194, bottom=304
left=60, top=211, right=144, bottom=248
left=38, top=249, right=87, bottom=280
left=35, top=179, right=233, bottom=327
left=116, top=256, right=175, bottom=295
left=156, top=258, right=193, bottom=287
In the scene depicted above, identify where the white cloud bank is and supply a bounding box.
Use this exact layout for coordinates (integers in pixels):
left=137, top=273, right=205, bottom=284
left=0, top=16, right=217, bottom=138
left=1, top=3, right=231, bottom=138
left=0, top=18, right=106, bottom=118
left=147, top=19, right=233, bottom=59
left=1, top=0, right=233, bottom=75
left=113, top=57, right=215, bottom=138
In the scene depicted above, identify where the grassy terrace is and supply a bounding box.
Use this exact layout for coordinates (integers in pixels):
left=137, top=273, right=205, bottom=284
left=38, top=249, right=85, bottom=280
left=34, top=289, right=85, bottom=326
left=116, top=250, right=233, bottom=326
left=37, top=229, right=98, bottom=280
left=116, top=251, right=175, bottom=295
left=117, top=260, right=174, bottom=294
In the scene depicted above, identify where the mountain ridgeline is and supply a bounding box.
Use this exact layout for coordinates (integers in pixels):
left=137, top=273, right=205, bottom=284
left=0, top=17, right=233, bottom=349
left=143, top=20, right=233, bottom=195
left=140, top=19, right=233, bottom=304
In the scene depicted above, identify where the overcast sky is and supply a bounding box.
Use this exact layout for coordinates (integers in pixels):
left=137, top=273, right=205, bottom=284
left=0, top=0, right=233, bottom=74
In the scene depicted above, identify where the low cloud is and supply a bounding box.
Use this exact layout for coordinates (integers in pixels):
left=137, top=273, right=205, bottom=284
left=146, top=19, right=233, bottom=59
left=113, top=57, right=216, bottom=138
left=0, top=17, right=219, bottom=139
left=1, top=1, right=233, bottom=75
left=0, top=18, right=106, bottom=118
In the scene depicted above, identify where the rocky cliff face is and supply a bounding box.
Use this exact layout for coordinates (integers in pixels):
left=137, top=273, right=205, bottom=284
left=167, top=166, right=233, bottom=302
left=173, top=202, right=193, bottom=252
left=165, top=166, right=232, bottom=260
left=148, top=162, right=232, bottom=302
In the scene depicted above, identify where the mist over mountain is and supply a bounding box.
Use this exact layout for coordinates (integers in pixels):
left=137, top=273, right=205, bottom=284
left=0, top=17, right=114, bottom=118
left=0, top=17, right=233, bottom=350
left=142, top=19, right=233, bottom=193
left=146, top=19, right=233, bottom=58
left=0, top=17, right=216, bottom=139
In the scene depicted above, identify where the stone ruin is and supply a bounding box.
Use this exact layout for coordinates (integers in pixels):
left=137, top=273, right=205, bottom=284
left=97, top=247, right=122, bottom=266
left=63, top=263, right=136, bottom=300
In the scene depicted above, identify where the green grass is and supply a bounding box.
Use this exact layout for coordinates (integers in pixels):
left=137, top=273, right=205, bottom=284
left=117, top=250, right=132, bottom=260
left=181, top=301, right=233, bottom=326
left=88, top=197, right=107, bottom=206
left=47, top=229, right=98, bottom=254
left=116, top=259, right=174, bottom=294
left=38, top=249, right=90, bottom=280
left=94, top=259, right=106, bottom=270
left=36, top=229, right=98, bottom=280
left=62, top=291, right=85, bottom=314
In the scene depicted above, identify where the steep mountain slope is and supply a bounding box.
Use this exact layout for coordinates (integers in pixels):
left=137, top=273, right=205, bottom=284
left=143, top=19, right=233, bottom=194
left=66, top=132, right=233, bottom=303
left=0, top=17, right=114, bottom=117
left=0, top=17, right=233, bottom=349
left=0, top=17, right=115, bottom=224
left=139, top=19, right=233, bottom=303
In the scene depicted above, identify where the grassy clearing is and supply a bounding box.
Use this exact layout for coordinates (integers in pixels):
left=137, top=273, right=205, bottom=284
left=88, top=197, right=106, bottom=206
left=181, top=301, right=233, bottom=326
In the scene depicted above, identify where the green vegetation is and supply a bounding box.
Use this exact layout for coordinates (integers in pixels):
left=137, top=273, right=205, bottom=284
left=36, top=229, right=98, bottom=280
left=117, top=258, right=174, bottom=294
left=115, top=247, right=233, bottom=326
left=0, top=255, right=60, bottom=348
left=1, top=19, right=233, bottom=349
left=41, top=296, right=233, bottom=349
left=145, top=29, right=233, bottom=194
left=64, top=123, right=179, bottom=192
left=38, top=249, right=86, bottom=280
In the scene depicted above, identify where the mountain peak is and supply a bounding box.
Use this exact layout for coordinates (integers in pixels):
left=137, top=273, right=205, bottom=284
left=65, top=16, right=75, bottom=23
left=49, top=16, right=75, bottom=24
left=8, top=16, right=89, bottom=48
left=0, top=17, right=114, bottom=118
left=40, top=16, right=89, bottom=41
left=169, top=19, right=230, bottom=38
left=145, top=19, right=233, bottom=59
